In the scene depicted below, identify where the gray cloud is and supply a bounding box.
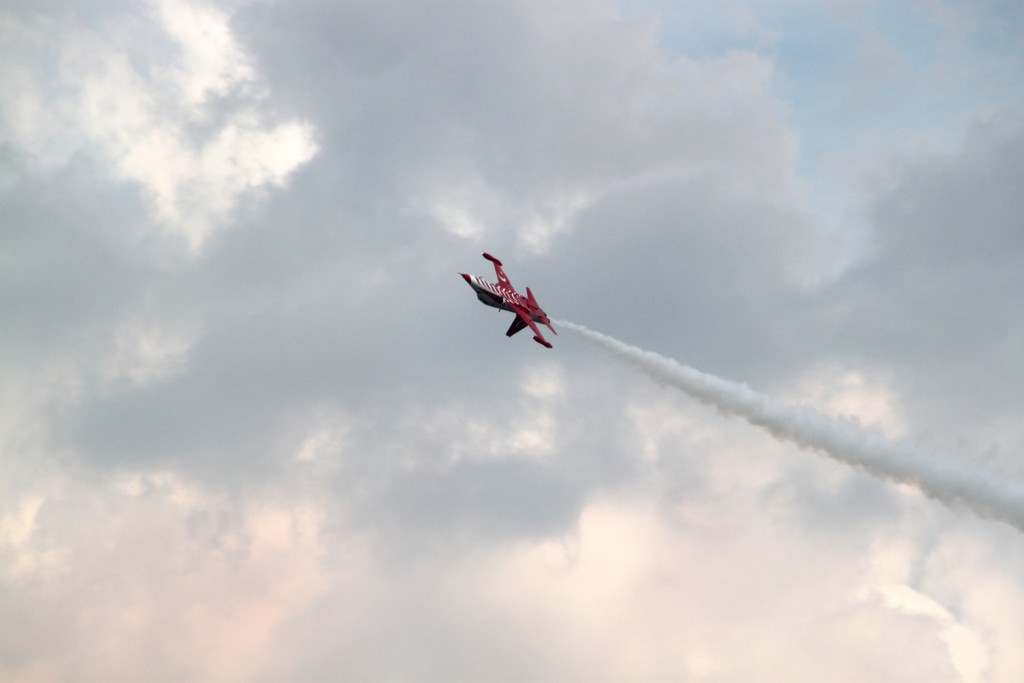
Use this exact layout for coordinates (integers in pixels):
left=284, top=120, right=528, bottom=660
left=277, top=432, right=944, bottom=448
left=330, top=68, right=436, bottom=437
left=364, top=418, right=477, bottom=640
left=547, top=173, right=820, bottom=382
left=3, top=0, right=1024, bottom=680
left=0, top=157, right=151, bottom=361
left=821, top=118, right=1024, bottom=462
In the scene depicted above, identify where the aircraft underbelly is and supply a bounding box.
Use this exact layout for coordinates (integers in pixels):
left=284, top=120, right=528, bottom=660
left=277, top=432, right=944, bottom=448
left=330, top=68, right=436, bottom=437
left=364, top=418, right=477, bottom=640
left=474, top=287, right=512, bottom=312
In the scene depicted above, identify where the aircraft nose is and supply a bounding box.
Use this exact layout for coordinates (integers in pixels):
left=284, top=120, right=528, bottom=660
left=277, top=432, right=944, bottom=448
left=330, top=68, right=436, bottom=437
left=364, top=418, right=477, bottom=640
left=460, top=273, right=472, bottom=283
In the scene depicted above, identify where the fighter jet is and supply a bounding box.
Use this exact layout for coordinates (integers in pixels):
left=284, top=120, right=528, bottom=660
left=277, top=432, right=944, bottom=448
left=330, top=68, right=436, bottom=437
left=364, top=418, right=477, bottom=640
left=460, top=253, right=557, bottom=348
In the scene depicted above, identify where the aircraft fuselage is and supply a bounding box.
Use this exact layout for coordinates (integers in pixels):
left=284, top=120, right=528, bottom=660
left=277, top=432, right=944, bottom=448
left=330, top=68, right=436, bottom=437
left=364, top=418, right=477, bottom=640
left=461, top=273, right=541, bottom=319
left=459, top=253, right=556, bottom=348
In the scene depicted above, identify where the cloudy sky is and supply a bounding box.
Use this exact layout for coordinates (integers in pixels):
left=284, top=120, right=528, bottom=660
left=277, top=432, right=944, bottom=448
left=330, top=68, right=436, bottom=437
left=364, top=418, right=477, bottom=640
left=2, top=0, right=1024, bottom=681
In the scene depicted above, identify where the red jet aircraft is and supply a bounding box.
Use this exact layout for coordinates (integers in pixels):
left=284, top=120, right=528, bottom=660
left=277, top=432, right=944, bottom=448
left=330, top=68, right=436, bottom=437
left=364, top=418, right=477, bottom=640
left=460, top=253, right=557, bottom=348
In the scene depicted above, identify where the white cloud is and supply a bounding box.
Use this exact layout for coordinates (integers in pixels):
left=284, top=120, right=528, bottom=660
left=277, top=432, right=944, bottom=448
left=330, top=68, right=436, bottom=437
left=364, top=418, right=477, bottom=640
left=1, top=467, right=340, bottom=682
left=0, top=0, right=317, bottom=250
left=784, top=364, right=909, bottom=438
left=877, top=584, right=988, bottom=682
left=152, top=0, right=257, bottom=106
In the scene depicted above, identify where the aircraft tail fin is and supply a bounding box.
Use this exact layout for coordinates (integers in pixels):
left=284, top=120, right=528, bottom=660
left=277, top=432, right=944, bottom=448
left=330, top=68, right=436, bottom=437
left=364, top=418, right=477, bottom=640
left=526, top=288, right=557, bottom=336
left=483, top=253, right=511, bottom=286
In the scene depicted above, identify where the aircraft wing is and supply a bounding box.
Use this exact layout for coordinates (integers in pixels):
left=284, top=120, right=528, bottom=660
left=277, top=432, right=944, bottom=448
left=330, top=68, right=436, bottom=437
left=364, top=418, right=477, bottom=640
left=510, top=304, right=552, bottom=348
left=506, top=315, right=528, bottom=337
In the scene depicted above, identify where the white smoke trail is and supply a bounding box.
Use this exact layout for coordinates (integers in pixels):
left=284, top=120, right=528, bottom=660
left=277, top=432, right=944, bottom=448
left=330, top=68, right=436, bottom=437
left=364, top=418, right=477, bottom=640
left=558, top=320, right=1024, bottom=533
